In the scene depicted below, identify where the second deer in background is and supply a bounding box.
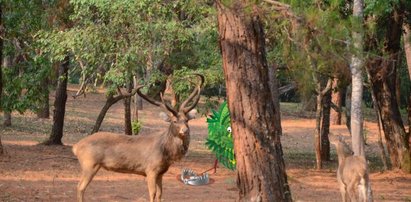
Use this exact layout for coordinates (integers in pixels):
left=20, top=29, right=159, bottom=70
left=330, top=135, right=370, bottom=202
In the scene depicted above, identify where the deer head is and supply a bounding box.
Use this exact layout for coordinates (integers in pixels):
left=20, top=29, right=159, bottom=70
left=137, top=74, right=204, bottom=138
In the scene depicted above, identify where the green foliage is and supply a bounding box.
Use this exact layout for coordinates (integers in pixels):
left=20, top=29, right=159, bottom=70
left=1, top=0, right=54, bottom=113
left=264, top=0, right=353, bottom=101
left=206, top=101, right=236, bottom=170
left=131, top=120, right=142, bottom=135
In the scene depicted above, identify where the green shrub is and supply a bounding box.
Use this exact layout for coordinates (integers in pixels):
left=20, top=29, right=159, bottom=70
left=132, top=120, right=142, bottom=135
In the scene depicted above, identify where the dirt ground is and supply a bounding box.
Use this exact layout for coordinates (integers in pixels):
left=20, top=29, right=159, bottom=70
left=1, top=86, right=411, bottom=202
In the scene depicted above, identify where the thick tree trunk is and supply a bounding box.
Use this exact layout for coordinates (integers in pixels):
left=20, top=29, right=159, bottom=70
left=321, top=90, right=331, bottom=161
left=366, top=7, right=411, bottom=172
left=0, top=2, right=3, bottom=155
left=37, top=78, right=50, bottom=119
left=403, top=25, right=411, bottom=138
left=124, top=80, right=132, bottom=135
left=43, top=56, right=69, bottom=145
left=330, top=78, right=342, bottom=125
left=216, top=1, right=291, bottom=201
left=404, top=25, right=411, bottom=80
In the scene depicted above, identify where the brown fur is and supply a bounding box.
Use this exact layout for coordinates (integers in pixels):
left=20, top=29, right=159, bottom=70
left=73, top=117, right=192, bottom=202
left=330, top=136, right=369, bottom=202
left=73, top=75, right=203, bottom=202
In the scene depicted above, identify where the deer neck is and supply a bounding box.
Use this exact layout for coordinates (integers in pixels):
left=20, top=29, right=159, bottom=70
left=335, top=144, right=347, bottom=165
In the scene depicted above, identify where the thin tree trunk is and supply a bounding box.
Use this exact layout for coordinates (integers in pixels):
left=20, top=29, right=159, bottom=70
left=216, top=1, right=291, bottom=201
left=3, top=111, right=11, bottom=126
left=124, top=80, right=132, bottom=135
left=321, top=90, right=331, bottom=161
left=37, top=78, right=50, bottom=118
left=315, top=90, right=323, bottom=169
left=351, top=0, right=365, bottom=157
left=330, top=78, right=342, bottom=125
left=352, top=1, right=373, bottom=199
left=43, top=56, right=69, bottom=145
left=92, top=88, right=140, bottom=134
left=133, top=75, right=142, bottom=115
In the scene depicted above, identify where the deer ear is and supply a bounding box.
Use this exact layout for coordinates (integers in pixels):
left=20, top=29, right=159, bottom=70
left=159, top=112, right=171, bottom=122
left=186, top=109, right=197, bottom=120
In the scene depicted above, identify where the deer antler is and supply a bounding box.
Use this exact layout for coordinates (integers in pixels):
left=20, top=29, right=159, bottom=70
left=137, top=86, right=179, bottom=116
left=179, top=74, right=205, bottom=114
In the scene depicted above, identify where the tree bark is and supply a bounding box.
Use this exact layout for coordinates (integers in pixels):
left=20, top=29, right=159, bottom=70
left=216, top=2, right=291, bottom=201
left=404, top=25, right=411, bottom=80
left=330, top=78, right=342, bottom=125
left=314, top=90, right=323, bottom=169
left=403, top=24, right=411, bottom=138
left=321, top=90, right=331, bottom=161
left=124, top=80, right=132, bottom=135
left=314, top=78, right=332, bottom=169
left=3, top=111, right=11, bottom=126
left=37, top=78, right=50, bottom=119
left=0, top=2, right=3, bottom=155
left=351, top=0, right=365, bottom=157
left=366, top=6, right=410, bottom=172
left=345, top=84, right=351, bottom=132
left=91, top=88, right=140, bottom=134
left=43, top=56, right=69, bottom=145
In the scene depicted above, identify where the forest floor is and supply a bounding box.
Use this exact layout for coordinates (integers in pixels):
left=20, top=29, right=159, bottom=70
left=1, top=85, right=411, bottom=202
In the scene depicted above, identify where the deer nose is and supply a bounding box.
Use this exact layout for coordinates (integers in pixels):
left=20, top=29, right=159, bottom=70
left=179, top=127, right=188, bottom=135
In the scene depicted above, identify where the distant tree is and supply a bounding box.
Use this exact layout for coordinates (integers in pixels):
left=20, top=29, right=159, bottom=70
left=216, top=1, right=291, bottom=201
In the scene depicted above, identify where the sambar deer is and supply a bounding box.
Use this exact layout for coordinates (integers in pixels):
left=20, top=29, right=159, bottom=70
left=72, top=74, right=204, bottom=202
left=330, top=135, right=370, bottom=202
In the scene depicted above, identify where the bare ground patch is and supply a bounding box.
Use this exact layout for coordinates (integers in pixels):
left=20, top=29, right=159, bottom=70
left=1, top=87, right=410, bottom=201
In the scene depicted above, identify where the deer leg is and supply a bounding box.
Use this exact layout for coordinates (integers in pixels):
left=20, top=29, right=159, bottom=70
left=155, top=174, right=163, bottom=202
left=358, top=177, right=367, bottom=202
left=146, top=173, right=158, bottom=202
left=77, top=164, right=100, bottom=202
left=346, top=178, right=358, bottom=202
left=339, top=182, right=348, bottom=202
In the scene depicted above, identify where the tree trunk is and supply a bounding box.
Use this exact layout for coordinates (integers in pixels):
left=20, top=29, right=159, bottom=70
left=351, top=0, right=365, bottom=157
left=0, top=2, right=3, bottom=155
left=3, top=111, right=11, bottom=126
left=315, top=91, right=323, bottom=169
left=37, top=78, right=50, bottom=119
left=321, top=90, right=331, bottom=161
left=345, top=84, right=351, bottom=132
left=216, top=1, right=292, bottom=201
left=133, top=75, right=142, bottom=115
left=124, top=80, right=132, bottom=135
left=330, top=78, right=342, bottom=125
left=366, top=7, right=411, bottom=172
left=403, top=24, right=411, bottom=138
left=43, top=56, right=69, bottom=145
left=404, top=25, right=411, bottom=80
left=92, top=88, right=140, bottom=134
